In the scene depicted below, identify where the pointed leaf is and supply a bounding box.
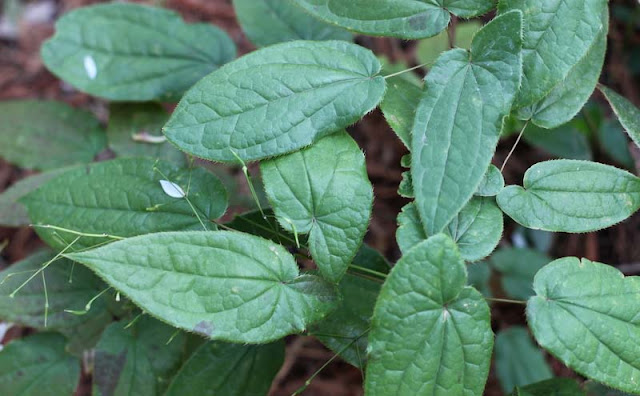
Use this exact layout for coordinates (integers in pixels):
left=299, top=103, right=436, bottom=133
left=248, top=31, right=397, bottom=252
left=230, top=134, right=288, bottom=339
left=166, top=340, right=284, bottom=396
left=0, top=168, right=70, bottom=227
left=495, top=326, right=553, bottom=394
left=311, top=245, right=388, bottom=368
left=411, top=11, right=522, bottom=234
left=475, top=165, right=505, bottom=197
left=490, top=248, right=550, bottom=300
left=67, top=231, right=338, bottom=343
left=0, top=100, right=106, bottom=170
left=0, top=251, right=117, bottom=355
left=261, top=132, right=373, bottom=283
left=497, top=160, right=640, bottom=232
left=41, top=3, right=236, bottom=101
left=397, top=197, right=503, bottom=262
left=599, top=85, right=640, bottom=149
left=233, top=0, right=351, bottom=47
left=289, top=0, right=494, bottom=39
left=0, top=333, right=80, bottom=396
left=107, top=103, right=186, bottom=165
left=93, top=317, right=186, bottom=396
left=528, top=257, right=640, bottom=394
left=21, top=158, right=228, bottom=250
left=498, top=0, right=608, bottom=111
left=366, top=234, right=493, bottom=395
left=163, top=40, right=385, bottom=162
left=380, top=77, right=423, bottom=149
left=515, top=5, right=608, bottom=129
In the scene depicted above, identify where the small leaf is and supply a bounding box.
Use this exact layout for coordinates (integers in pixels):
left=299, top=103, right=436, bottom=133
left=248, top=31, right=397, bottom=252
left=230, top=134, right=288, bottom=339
left=523, top=123, right=593, bottom=160
left=412, top=11, right=522, bottom=234
left=311, top=245, right=388, bottom=368
left=490, top=248, right=550, bottom=300
left=290, top=0, right=494, bottom=39
left=380, top=77, right=422, bottom=149
left=512, top=378, right=585, bottom=396
left=233, top=0, right=351, bottom=47
left=41, top=3, right=236, bottom=101
left=499, top=0, right=608, bottom=111
left=397, top=197, right=503, bottom=262
left=261, top=132, right=373, bottom=283
left=495, top=326, right=553, bottom=393
left=0, top=100, right=106, bottom=170
left=93, top=317, right=186, bottom=396
left=366, top=234, right=493, bottom=395
left=0, top=168, right=70, bottom=227
left=224, top=209, right=299, bottom=246
left=21, top=158, right=228, bottom=250
left=159, top=180, right=186, bottom=199
left=416, top=21, right=482, bottom=66
left=106, top=103, right=186, bottom=165
left=398, top=170, right=414, bottom=198
left=527, top=257, right=640, bottom=394
left=166, top=340, right=285, bottom=396
left=0, top=250, right=117, bottom=355
left=599, top=85, right=640, bottom=149
left=0, top=333, right=80, bottom=396
left=67, top=231, right=338, bottom=343
left=163, top=40, right=385, bottom=162
left=475, top=165, right=505, bottom=197
left=497, top=160, right=640, bottom=232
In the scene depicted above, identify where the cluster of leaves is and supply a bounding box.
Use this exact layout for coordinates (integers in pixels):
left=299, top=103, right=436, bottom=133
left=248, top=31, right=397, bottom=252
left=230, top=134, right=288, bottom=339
left=0, top=1, right=639, bottom=395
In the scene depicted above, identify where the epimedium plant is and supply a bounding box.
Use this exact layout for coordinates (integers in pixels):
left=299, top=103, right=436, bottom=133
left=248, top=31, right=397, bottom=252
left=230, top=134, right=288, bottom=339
left=0, top=0, right=639, bottom=395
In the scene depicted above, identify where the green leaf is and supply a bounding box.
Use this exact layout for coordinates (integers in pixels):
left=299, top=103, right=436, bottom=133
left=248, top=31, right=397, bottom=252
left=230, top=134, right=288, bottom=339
left=0, top=333, right=80, bottom=396
left=166, top=340, right=284, bottom=396
left=599, top=85, right=640, bottom=149
left=41, top=3, right=236, bottom=101
left=527, top=257, right=640, bottom=394
left=523, top=123, right=593, bottom=160
left=233, top=0, right=351, bottom=47
left=225, top=209, right=299, bottom=246
left=0, top=100, right=106, bottom=170
left=490, top=248, right=550, bottom=300
left=584, top=381, right=636, bottom=396
left=416, top=20, right=482, bottom=66
left=93, top=317, right=186, bottom=396
left=597, top=120, right=635, bottom=170
left=0, top=168, right=70, bottom=227
left=497, top=160, right=640, bottom=232
left=398, top=170, right=415, bottom=198
left=498, top=0, right=608, bottom=111
left=495, top=326, right=553, bottom=394
left=21, top=158, right=228, bottom=250
left=397, top=197, right=503, bottom=262
left=261, top=132, right=373, bottom=283
left=512, top=378, right=585, bottom=396
left=163, top=40, right=385, bottom=163
left=107, top=103, right=186, bottom=165
left=515, top=6, right=609, bottom=129
left=311, top=245, right=388, bottom=368
left=475, top=165, right=505, bottom=197
left=67, top=231, right=338, bottom=343
left=289, top=0, right=494, bottom=39
left=0, top=251, right=117, bottom=355
left=411, top=11, right=522, bottom=235
left=366, top=234, right=493, bottom=395
left=468, top=261, right=492, bottom=297
left=380, top=77, right=422, bottom=149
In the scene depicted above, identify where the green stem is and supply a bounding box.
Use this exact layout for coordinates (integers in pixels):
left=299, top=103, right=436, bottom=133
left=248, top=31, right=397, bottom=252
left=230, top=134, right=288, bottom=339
left=383, top=62, right=431, bottom=80
left=500, top=121, right=529, bottom=172
left=485, top=297, right=526, bottom=306
left=349, top=264, right=387, bottom=279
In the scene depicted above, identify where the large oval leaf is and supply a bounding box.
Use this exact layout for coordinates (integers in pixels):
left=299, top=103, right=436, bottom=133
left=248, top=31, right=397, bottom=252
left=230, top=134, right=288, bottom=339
left=163, top=40, right=386, bottom=162
left=0, top=100, right=106, bottom=171
left=21, top=158, right=228, bottom=250
left=289, top=0, right=494, bottom=39
left=166, top=341, right=284, bottom=396
left=527, top=257, right=640, bottom=394
left=599, top=85, right=640, bottom=149
left=67, top=231, right=338, bottom=343
left=411, top=11, right=522, bottom=235
left=260, top=132, right=373, bottom=283
left=233, top=0, right=351, bottom=47
left=366, top=234, right=493, bottom=395
left=41, top=3, right=236, bottom=101
left=0, top=333, right=80, bottom=396
left=497, top=160, right=640, bottom=232
left=498, top=0, right=608, bottom=111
